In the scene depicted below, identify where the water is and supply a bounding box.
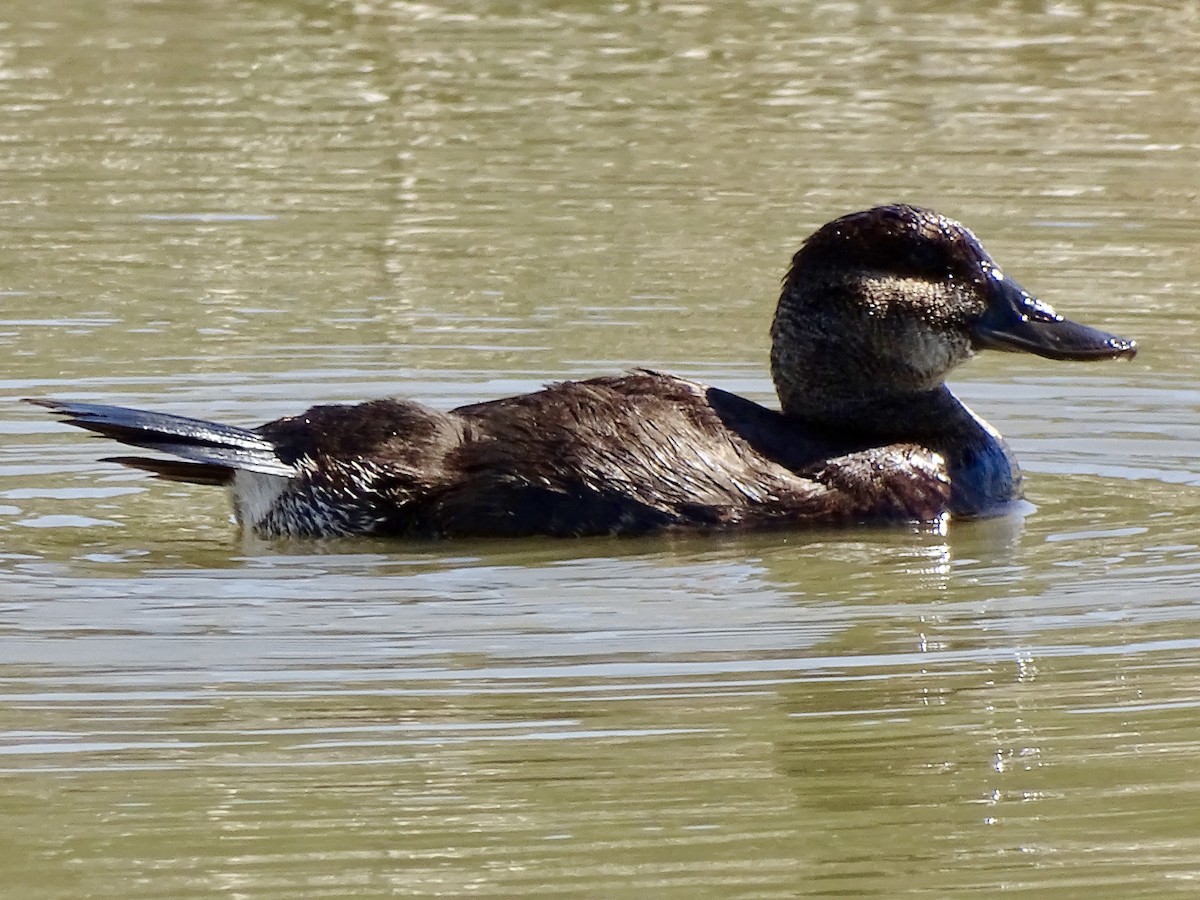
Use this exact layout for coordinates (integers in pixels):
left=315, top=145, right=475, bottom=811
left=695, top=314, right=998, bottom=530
left=3, top=1, right=1200, bottom=896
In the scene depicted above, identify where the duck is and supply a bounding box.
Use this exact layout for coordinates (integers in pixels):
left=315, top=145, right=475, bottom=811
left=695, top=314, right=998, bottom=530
left=27, top=204, right=1136, bottom=539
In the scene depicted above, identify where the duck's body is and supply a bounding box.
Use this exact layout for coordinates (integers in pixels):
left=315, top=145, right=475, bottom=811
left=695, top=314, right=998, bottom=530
left=29, top=205, right=1135, bottom=539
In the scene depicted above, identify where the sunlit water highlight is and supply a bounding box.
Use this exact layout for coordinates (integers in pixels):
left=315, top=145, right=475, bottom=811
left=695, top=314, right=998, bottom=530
left=3, top=1, right=1200, bottom=897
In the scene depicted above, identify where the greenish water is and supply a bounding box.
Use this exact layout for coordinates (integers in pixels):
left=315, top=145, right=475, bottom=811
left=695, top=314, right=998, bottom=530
left=3, top=1, right=1200, bottom=896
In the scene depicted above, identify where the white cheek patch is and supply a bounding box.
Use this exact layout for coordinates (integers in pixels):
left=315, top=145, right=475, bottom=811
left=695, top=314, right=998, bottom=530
left=886, top=321, right=963, bottom=386
left=229, top=470, right=291, bottom=529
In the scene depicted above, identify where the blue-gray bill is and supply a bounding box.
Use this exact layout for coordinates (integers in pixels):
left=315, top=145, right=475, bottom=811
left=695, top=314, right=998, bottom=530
left=971, top=267, right=1137, bottom=361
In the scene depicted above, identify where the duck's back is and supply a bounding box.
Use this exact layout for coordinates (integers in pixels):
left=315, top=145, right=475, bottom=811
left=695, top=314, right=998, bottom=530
left=250, top=373, right=950, bottom=538
left=444, top=374, right=817, bottom=535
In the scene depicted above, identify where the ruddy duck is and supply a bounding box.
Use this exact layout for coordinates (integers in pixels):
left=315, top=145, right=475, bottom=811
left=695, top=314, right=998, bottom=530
left=28, top=205, right=1136, bottom=538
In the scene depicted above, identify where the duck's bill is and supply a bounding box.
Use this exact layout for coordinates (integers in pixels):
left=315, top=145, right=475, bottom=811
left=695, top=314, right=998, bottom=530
left=972, top=276, right=1137, bottom=361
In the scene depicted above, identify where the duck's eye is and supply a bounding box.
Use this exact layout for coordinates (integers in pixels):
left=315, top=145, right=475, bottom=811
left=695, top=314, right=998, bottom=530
left=908, top=242, right=948, bottom=275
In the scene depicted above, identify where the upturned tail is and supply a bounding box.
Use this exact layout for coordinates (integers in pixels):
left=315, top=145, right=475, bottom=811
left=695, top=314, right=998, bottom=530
left=26, top=398, right=294, bottom=486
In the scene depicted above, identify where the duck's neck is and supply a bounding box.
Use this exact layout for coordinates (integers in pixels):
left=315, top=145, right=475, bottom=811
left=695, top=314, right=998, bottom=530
left=781, top=385, right=1023, bottom=518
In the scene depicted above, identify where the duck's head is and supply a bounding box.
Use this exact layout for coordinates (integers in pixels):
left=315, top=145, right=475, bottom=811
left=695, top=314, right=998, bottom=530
left=770, top=204, right=1136, bottom=423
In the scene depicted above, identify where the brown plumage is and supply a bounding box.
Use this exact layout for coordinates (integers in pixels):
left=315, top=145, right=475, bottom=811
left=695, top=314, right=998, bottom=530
left=27, top=205, right=1136, bottom=539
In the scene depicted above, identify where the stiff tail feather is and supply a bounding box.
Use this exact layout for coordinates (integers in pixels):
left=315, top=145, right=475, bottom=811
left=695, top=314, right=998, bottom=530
left=26, top=398, right=294, bottom=486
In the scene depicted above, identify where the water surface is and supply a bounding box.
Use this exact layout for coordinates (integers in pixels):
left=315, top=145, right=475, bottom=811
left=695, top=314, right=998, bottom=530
left=3, top=1, right=1200, bottom=896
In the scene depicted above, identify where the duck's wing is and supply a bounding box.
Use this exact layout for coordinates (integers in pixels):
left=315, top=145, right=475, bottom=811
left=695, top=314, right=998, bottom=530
left=437, top=374, right=951, bottom=536
left=800, top=444, right=951, bottom=524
